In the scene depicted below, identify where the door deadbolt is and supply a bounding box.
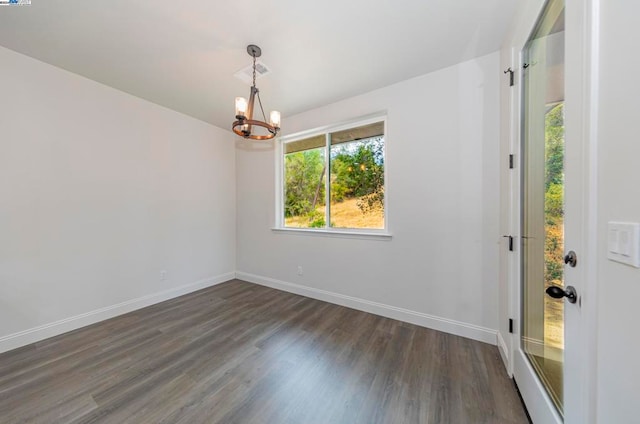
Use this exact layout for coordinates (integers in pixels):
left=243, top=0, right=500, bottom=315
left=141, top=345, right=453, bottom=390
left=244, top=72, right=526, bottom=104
left=564, top=251, right=577, bottom=267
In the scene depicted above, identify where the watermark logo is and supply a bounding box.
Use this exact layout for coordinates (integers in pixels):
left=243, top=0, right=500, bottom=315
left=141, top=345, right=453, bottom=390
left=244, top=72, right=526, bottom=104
left=0, top=0, right=31, bottom=5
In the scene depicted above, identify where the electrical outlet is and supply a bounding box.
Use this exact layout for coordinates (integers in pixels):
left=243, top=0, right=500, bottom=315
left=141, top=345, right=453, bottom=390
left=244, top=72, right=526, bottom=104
left=297, top=266, right=303, bottom=276
left=160, top=270, right=167, bottom=281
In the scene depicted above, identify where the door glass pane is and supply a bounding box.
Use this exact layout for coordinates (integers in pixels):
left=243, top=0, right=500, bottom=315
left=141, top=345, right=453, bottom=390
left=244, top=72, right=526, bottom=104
left=521, top=0, right=565, bottom=416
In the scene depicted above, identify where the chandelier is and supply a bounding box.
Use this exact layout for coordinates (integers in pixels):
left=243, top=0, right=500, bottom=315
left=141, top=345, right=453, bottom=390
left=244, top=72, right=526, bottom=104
left=233, top=45, right=281, bottom=140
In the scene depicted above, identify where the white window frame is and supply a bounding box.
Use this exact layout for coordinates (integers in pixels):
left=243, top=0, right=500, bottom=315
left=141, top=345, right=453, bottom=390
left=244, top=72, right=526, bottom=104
left=274, top=112, right=391, bottom=240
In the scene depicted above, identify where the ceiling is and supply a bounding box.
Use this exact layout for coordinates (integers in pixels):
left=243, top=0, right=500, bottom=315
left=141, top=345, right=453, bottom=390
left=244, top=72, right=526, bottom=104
left=0, top=0, right=517, bottom=131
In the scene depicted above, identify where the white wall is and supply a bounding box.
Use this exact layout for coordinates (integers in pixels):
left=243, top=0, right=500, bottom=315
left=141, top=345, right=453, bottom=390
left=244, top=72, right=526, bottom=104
left=0, top=46, right=236, bottom=353
left=236, top=52, right=502, bottom=344
left=595, top=2, right=640, bottom=421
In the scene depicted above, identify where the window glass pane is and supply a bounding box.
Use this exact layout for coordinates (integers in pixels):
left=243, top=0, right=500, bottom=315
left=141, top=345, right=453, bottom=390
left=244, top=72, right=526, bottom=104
left=283, top=138, right=327, bottom=228
left=284, top=134, right=325, bottom=154
left=331, top=122, right=384, bottom=145
left=329, top=124, right=384, bottom=229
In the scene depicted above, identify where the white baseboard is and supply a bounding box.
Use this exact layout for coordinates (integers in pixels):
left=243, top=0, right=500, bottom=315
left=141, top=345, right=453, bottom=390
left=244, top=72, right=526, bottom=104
left=497, top=330, right=511, bottom=375
left=236, top=271, right=497, bottom=345
left=0, top=272, right=235, bottom=354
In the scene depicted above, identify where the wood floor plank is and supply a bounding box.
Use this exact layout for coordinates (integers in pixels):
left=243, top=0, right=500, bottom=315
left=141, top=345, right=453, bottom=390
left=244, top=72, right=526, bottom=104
left=0, top=279, right=529, bottom=423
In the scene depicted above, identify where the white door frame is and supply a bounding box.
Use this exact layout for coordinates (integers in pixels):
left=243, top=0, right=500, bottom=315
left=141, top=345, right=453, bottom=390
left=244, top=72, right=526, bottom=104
left=502, top=0, right=599, bottom=422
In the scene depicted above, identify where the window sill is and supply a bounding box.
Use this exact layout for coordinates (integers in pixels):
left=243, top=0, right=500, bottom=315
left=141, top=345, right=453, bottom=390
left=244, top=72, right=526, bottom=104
left=271, top=227, right=392, bottom=241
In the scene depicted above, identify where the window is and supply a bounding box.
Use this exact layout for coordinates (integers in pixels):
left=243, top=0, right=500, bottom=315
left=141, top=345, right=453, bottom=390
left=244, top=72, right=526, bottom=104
left=278, top=116, right=386, bottom=233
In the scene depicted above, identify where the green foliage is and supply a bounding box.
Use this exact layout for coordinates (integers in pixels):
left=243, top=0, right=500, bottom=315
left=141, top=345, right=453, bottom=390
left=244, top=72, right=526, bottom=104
left=330, top=138, right=384, bottom=214
left=307, top=210, right=326, bottom=228
left=545, top=183, right=564, bottom=219
left=284, top=149, right=325, bottom=218
left=545, top=104, right=564, bottom=190
left=544, top=103, right=564, bottom=286
left=545, top=223, right=564, bottom=285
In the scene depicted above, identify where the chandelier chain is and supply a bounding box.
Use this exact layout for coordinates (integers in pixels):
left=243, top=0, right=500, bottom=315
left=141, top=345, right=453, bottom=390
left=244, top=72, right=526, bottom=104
left=252, top=54, right=257, bottom=88
left=252, top=51, right=268, bottom=123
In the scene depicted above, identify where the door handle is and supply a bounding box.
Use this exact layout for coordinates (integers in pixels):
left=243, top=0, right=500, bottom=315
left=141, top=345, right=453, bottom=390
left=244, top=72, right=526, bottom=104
left=545, top=285, right=578, bottom=304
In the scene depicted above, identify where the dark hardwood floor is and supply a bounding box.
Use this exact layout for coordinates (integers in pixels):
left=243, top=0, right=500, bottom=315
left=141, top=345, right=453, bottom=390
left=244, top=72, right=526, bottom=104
left=0, top=280, right=528, bottom=423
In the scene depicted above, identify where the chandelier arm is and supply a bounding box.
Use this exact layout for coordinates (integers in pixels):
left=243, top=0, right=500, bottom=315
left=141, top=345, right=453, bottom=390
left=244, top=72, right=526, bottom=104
left=256, top=91, right=269, bottom=124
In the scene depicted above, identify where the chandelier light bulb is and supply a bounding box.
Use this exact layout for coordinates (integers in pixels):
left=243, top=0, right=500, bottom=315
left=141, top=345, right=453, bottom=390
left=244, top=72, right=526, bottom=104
left=270, top=111, right=281, bottom=128
left=235, top=97, right=248, bottom=117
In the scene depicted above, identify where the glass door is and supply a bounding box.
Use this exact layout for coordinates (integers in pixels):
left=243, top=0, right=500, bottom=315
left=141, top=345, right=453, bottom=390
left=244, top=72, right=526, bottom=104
left=521, top=0, right=565, bottom=416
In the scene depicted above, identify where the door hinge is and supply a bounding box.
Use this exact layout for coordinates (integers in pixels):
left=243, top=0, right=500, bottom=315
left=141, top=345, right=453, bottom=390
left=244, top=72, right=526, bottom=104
left=509, top=318, right=514, bottom=333
left=502, top=235, right=514, bottom=251
left=504, top=67, right=514, bottom=87
left=509, top=154, right=515, bottom=169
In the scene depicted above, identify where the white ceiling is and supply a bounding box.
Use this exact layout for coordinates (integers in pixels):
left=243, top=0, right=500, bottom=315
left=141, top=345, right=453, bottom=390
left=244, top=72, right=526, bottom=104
left=0, top=0, right=517, bottom=130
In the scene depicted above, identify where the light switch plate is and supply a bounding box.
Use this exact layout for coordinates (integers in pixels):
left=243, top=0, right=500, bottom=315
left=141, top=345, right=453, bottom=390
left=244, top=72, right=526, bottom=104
left=607, top=222, right=640, bottom=267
